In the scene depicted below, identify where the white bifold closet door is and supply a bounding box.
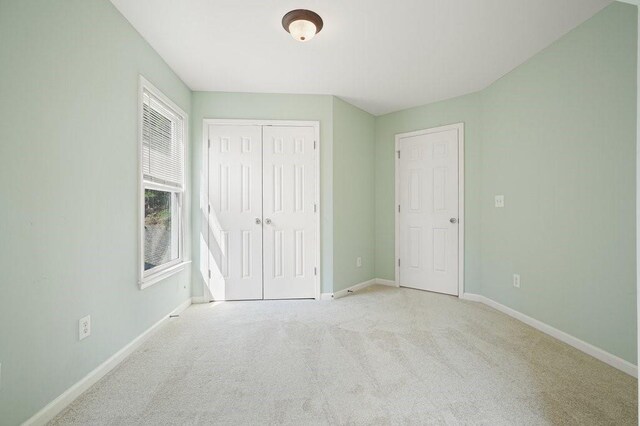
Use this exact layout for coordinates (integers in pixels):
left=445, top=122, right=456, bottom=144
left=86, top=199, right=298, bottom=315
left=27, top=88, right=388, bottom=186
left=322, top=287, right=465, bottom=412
left=208, top=125, right=264, bottom=301
left=207, top=124, right=317, bottom=301
left=262, top=126, right=317, bottom=300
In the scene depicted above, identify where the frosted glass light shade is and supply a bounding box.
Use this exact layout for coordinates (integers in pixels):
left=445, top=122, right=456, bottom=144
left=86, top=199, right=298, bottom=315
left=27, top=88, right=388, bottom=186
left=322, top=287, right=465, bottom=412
left=282, top=10, right=323, bottom=42
left=288, top=20, right=317, bottom=42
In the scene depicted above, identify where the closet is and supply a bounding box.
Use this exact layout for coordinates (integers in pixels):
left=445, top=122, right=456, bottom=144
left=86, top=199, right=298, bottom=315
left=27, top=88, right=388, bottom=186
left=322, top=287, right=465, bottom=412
left=205, top=121, right=319, bottom=300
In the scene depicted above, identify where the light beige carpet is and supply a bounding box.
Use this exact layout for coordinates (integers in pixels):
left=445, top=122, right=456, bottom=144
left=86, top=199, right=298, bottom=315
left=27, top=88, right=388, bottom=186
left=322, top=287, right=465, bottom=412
left=51, top=285, right=637, bottom=425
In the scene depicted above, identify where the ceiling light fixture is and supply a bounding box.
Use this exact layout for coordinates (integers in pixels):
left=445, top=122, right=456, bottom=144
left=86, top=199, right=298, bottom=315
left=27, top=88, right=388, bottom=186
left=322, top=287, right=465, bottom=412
left=282, top=9, right=323, bottom=42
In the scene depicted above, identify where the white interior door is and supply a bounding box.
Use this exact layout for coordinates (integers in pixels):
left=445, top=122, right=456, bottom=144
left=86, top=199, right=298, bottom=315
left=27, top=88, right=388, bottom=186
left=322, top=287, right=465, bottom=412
left=262, top=126, right=318, bottom=299
left=397, top=127, right=460, bottom=296
left=208, top=125, right=263, bottom=300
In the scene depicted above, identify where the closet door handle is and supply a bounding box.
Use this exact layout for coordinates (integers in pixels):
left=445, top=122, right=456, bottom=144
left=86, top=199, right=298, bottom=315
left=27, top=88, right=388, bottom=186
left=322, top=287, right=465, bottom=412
left=255, top=218, right=261, bottom=225
left=265, top=218, right=272, bottom=225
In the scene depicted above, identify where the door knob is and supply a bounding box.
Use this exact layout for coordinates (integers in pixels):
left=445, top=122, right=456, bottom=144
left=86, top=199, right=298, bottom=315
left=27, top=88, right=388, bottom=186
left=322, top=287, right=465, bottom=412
left=255, top=218, right=261, bottom=225
left=265, top=218, right=272, bottom=225
left=450, top=218, right=458, bottom=224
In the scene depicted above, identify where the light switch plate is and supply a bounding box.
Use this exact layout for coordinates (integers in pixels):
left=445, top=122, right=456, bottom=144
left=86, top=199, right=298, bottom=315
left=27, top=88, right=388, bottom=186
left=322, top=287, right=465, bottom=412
left=495, top=195, right=505, bottom=208
left=356, top=257, right=362, bottom=268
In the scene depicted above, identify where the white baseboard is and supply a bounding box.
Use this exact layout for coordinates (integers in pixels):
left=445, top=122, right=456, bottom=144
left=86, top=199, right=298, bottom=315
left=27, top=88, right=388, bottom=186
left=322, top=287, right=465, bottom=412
left=460, top=293, right=637, bottom=378
left=323, top=278, right=399, bottom=300
left=332, top=279, right=378, bottom=299
left=376, top=278, right=398, bottom=287
left=191, top=296, right=211, bottom=304
left=459, top=293, right=484, bottom=303
left=23, top=298, right=193, bottom=426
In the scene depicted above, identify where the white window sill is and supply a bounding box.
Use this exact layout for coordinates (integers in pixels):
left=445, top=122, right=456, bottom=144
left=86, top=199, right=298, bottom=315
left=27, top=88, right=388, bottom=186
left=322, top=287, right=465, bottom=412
left=140, top=260, right=191, bottom=290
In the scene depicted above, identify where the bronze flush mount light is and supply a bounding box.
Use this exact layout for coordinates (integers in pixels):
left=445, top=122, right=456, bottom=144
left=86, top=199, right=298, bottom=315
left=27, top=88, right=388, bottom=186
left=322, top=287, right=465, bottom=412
left=282, top=9, right=323, bottom=42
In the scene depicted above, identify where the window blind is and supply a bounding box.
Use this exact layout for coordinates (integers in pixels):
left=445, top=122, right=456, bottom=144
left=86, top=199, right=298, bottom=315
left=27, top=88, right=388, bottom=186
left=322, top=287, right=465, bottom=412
left=142, top=90, right=184, bottom=189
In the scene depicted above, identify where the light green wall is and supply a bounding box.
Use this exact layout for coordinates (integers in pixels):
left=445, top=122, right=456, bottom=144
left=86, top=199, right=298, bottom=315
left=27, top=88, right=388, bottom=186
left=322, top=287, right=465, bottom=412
left=190, top=92, right=335, bottom=294
left=374, top=2, right=637, bottom=363
left=479, top=2, right=637, bottom=363
left=0, top=1, right=636, bottom=423
left=375, top=93, right=484, bottom=293
left=333, top=98, right=376, bottom=292
left=0, top=1, right=192, bottom=424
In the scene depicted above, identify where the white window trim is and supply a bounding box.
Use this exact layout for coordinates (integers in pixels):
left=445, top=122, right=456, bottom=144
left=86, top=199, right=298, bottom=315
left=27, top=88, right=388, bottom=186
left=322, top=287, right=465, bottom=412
left=138, top=75, right=190, bottom=289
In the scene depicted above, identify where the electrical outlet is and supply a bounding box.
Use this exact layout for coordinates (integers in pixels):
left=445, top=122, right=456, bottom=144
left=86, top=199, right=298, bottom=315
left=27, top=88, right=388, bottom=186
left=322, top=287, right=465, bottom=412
left=356, top=257, right=362, bottom=268
left=79, top=315, right=91, bottom=340
left=495, top=195, right=505, bottom=208
left=513, top=274, right=520, bottom=288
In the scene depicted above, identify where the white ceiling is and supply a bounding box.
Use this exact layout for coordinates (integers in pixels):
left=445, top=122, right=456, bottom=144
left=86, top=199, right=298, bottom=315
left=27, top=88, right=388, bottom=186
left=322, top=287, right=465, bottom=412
left=110, top=0, right=612, bottom=116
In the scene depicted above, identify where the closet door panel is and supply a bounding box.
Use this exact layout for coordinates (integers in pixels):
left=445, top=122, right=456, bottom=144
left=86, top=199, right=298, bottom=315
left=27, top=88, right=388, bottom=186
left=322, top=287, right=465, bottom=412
left=207, top=125, right=263, bottom=300
left=262, top=126, right=317, bottom=299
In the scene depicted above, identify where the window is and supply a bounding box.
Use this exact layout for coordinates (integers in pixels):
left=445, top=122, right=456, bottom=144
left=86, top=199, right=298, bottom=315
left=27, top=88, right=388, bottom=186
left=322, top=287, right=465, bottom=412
left=139, top=77, right=188, bottom=288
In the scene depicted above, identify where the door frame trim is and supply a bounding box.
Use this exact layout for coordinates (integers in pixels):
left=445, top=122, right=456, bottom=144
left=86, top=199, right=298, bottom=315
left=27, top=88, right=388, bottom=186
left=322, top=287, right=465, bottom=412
left=202, top=119, right=322, bottom=300
left=394, top=122, right=465, bottom=297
